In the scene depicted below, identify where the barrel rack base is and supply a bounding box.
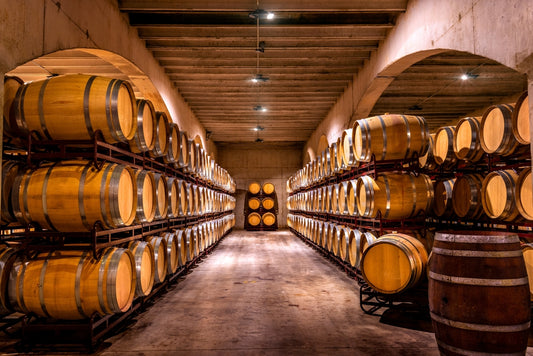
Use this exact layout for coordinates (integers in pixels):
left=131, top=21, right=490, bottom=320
left=13, top=228, right=232, bottom=353
left=359, top=282, right=430, bottom=317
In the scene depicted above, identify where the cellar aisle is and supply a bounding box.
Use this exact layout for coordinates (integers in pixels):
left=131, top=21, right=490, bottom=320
left=99, top=230, right=440, bottom=355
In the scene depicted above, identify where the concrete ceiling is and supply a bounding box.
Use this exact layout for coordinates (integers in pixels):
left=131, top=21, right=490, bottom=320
left=118, top=0, right=409, bottom=142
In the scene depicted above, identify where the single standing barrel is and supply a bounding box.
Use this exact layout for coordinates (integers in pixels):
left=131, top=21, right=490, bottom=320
left=12, top=161, right=136, bottom=231
left=356, top=173, right=434, bottom=219
left=453, top=117, right=484, bottom=162
left=262, top=212, right=276, bottom=226
left=452, top=174, right=485, bottom=219
left=128, top=241, right=155, bottom=297
left=433, top=126, right=456, bottom=167
left=8, top=248, right=135, bottom=320
left=262, top=182, right=275, bottom=195
left=516, top=168, right=533, bottom=221
left=480, top=104, right=522, bottom=156
left=481, top=169, right=520, bottom=221
left=11, top=74, right=136, bottom=143
left=129, top=99, right=156, bottom=153
left=149, top=111, right=170, bottom=158
left=133, top=170, right=156, bottom=223
left=512, top=91, right=530, bottom=145
left=361, top=233, right=428, bottom=294
left=352, top=114, right=429, bottom=162
left=429, top=231, right=530, bottom=355
left=433, top=178, right=455, bottom=217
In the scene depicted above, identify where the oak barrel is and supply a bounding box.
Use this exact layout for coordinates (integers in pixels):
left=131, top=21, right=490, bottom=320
left=11, top=74, right=135, bottom=143
left=153, top=173, right=168, bottom=220
left=516, top=168, right=533, bottom=221
left=429, top=231, right=530, bottom=355
left=480, top=104, right=522, bottom=156
left=361, top=233, right=428, bottom=294
left=481, top=169, right=520, bottom=221
left=262, top=212, right=276, bottom=226
left=352, top=114, right=429, bottom=162
left=338, top=228, right=351, bottom=262
left=262, top=197, right=275, bottom=210
left=128, top=99, right=156, bottom=153
left=166, top=177, right=179, bottom=218
left=356, top=173, right=434, bottom=219
left=1, top=161, right=20, bottom=224
left=3, top=76, right=24, bottom=137
left=248, top=197, right=261, bottom=210
left=147, top=236, right=168, bottom=284
left=262, top=182, right=275, bottom=195
left=341, top=128, right=357, bottom=168
left=8, top=248, right=135, bottom=320
left=128, top=241, right=155, bottom=297
left=512, top=91, right=530, bottom=145
left=176, top=180, right=188, bottom=217
left=453, top=117, right=484, bottom=162
left=162, top=231, right=180, bottom=274
left=248, top=182, right=261, bottom=195
left=433, top=126, right=456, bottom=167
left=0, top=246, right=16, bottom=315
left=418, top=133, right=436, bottom=170
left=12, top=161, right=136, bottom=231
left=174, top=229, right=187, bottom=266
left=248, top=212, right=261, bottom=226
left=452, top=174, right=485, bottom=219
left=164, top=123, right=180, bottom=165
left=347, top=229, right=363, bottom=268
left=433, top=178, right=455, bottom=217
left=360, top=231, right=377, bottom=256
left=149, top=111, right=170, bottom=158
left=133, top=169, right=156, bottom=223
left=177, top=131, right=189, bottom=168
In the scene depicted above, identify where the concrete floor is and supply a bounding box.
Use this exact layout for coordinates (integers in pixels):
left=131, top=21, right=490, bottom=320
left=97, top=230, right=441, bottom=355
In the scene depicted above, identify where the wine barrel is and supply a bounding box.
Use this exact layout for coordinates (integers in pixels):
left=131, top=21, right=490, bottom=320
left=345, top=180, right=358, bottom=216
left=352, top=114, right=429, bottom=162
left=248, top=197, right=260, bottom=210
left=418, top=133, right=436, bottom=170
left=128, top=99, right=156, bottom=153
left=429, top=231, right=530, bottom=355
left=146, top=236, right=168, bottom=284
left=177, top=131, right=189, bottom=168
left=8, top=248, right=135, bottom=320
left=248, top=182, right=261, bottom=195
left=1, top=161, right=20, bottom=224
left=12, top=161, right=136, bottom=231
left=176, top=180, right=188, bottom=217
left=262, top=212, right=276, bottom=226
left=187, top=183, right=197, bottom=216
left=3, top=76, right=24, bottom=137
left=11, top=74, right=135, bottom=143
left=166, top=177, right=179, bottom=218
left=153, top=173, right=168, bottom=220
left=262, top=197, right=275, bottom=210
left=433, top=126, right=456, bottom=167
left=248, top=212, right=261, bottom=226
left=512, top=91, right=530, bottom=145
left=338, top=228, right=350, bottom=262
left=174, top=229, right=187, bottom=266
left=328, top=143, right=338, bottom=175
left=133, top=170, right=156, bottom=223
left=149, top=111, right=170, bottom=158
left=480, top=104, right=522, bottom=156
left=162, top=231, right=180, bottom=274
left=337, top=181, right=349, bottom=215
left=347, top=229, right=363, bottom=268
left=361, top=233, right=428, bottom=294
left=320, top=222, right=330, bottom=248
left=341, top=128, right=357, bottom=168
left=0, top=246, right=16, bottom=315
left=336, top=137, right=346, bottom=172
left=516, top=168, right=533, bottom=221
left=360, top=231, right=377, bottom=256
left=453, top=117, right=484, bottom=162
left=433, top=178, right=455, bottom=217
left=128, top=241, right=155, bottom=297
left=452, top=174, right=485, bottom=218
left=330, top=184, right=340, bottom=215
left=481, top=169, right=520, bottom=221
left=330, top=224, right=341, bottom=255
left=164, top=123, right=180, bottom=165
left=322, top=149, right=331, bottom=178
left=356, top=173, right=434, bottom=219
left=262, top=182, right=275, bottom=195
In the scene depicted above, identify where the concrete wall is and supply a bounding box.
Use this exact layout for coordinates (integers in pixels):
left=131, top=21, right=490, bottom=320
left=0, top=0, right=214, bottom=157
left=304, top=0, right=533, bottom=164
left=217, top=143, right=302, bottom=229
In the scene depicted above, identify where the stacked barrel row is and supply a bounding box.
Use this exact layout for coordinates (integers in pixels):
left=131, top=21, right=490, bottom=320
left=3, top=75, right=236, bottom=193
left=288, top=214, right=430, bottom=295
left=245, top=182, right=278, bottom=230
left=1, top=160, right=236, bottom=231
left=0, top=214, right=235, bottom=320
left=0, top=74, right=236, bottom=323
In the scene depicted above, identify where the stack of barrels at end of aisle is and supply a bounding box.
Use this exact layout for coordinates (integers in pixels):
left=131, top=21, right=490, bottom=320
left=0, top=214, right=235, bottom=320
left=3, top=74, right=236, bottom=194
left=245, top=182, right=278, bottom=231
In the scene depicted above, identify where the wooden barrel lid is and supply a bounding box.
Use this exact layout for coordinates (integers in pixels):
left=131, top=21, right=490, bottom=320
left=482, top=170, right=518, bottom=220
left=433, top=179, right=455, bottom=217
left=262, top=212, right=276, bottom=226
left=452, top=174, right=483, bottom=218
left=248, top=182, right=261, bottom=194
left=248, top=197, right=261, bottom=210
left=262, top=182, right=275, bottom=195
left=262, top=197, right=275, bottom=210
left=114, top=249, right=136, bottom=311
left=117, top=167, right=135, bottom=226
left=480, top=104, right=514, bottom=154
left=247, top=212, right=261, bottom=226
